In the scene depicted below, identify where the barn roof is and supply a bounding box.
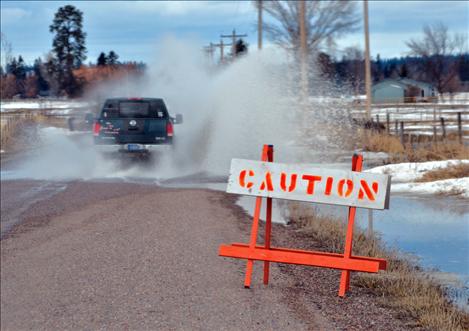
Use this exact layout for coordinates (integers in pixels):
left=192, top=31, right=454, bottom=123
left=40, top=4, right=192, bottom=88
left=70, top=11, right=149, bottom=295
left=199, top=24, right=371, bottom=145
left=372, top=78, right=434, bottom=91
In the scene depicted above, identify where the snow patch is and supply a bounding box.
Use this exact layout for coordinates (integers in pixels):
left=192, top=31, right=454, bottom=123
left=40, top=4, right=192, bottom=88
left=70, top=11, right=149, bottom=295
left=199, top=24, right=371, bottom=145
left=0, top=100, right=90, bottom=112
left=367, top=160, right=469, bottom=198
left=392, top=178, right=469, bottom=198
left=367, top=160, right=469, bottom=182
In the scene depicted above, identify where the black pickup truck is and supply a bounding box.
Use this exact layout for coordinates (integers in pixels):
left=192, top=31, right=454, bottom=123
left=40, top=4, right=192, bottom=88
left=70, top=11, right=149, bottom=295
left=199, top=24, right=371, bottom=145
left=92, top=97, right=182, bottom=153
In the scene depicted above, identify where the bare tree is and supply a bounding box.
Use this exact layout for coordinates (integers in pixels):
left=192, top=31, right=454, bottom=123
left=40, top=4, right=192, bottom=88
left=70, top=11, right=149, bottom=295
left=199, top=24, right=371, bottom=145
left=406, top=22, right=467, bottom=94
left=0, top=75, right=17, bottom=99
left=1, top=32, right=13, bottom=71
left=256, top=1, right=359, bottom=54
left=343, top=46, right=365, bottom=95
left=24, top=74, right=39, bottom=98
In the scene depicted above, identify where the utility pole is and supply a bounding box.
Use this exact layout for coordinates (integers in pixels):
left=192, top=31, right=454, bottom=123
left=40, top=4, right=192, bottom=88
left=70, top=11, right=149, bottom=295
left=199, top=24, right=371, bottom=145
left=299, top=0, right=308, bottom=99
left=257, top=0, right=263, bottom=50
left=363, top=0, right=373, bottom=237
left=212, top=40, right=232, bottom=64
left=364, top=0, right=372, bottom=119
left=299, top=1, right=307, bottom=55
left=221, top=29, right=247, bottom=58
left=203, top=43, right=215, bottom=63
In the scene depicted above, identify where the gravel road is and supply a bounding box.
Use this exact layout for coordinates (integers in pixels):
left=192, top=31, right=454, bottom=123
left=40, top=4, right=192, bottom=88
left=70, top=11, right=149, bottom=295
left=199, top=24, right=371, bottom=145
left=1, top=181, right=329, bottom=330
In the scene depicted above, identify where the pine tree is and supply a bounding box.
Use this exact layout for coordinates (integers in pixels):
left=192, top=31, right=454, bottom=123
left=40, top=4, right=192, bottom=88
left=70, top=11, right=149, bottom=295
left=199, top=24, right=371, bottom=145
left=399, top=63, right=408, bottom=78
left=97, top=52, right=107, bottom=66
left=107, top=51, right=119, bottom=65
left=43, top=53, right=61, bottom=96
left=33, top=58, right=50, bottom=93
left=459, top=54, right=469, bottom=82
left=4, top=56, right=26, bottom=97
left=16, top=56, right=26, bottom=80
left=6, top=57, right=18, bottom=75
left=317, top=52, right=334, bottom=79
left=49, top=5, right=86, bottom=96
left=374, top=54, right=383, bottom=82
left=15, top=55, right=26, bottom=96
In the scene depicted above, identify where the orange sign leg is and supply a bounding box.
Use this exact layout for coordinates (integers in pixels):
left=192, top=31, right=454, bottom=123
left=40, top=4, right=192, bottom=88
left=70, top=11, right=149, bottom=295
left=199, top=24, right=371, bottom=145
left=244, top=145, right=270, bottom=288
left=263, top=145, right=274, bottom=285
left=338, top=154, right=363, bottom=297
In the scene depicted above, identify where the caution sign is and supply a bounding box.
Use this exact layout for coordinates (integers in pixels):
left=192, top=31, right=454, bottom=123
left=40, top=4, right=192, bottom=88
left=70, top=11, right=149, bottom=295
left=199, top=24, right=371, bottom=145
left=219, top=145, right=390, bottom=297
left=227, top=159, right=391, bottom=210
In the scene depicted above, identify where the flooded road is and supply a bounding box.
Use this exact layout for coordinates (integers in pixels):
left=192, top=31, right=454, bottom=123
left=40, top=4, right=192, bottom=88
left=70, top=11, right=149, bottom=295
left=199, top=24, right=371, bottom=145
left=1, top=124, right=468, bottom=311
left=2, top=163, right=468, bottom=284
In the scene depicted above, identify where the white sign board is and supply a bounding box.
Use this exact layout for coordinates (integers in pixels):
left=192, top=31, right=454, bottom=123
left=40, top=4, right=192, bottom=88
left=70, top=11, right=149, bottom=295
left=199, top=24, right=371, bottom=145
left=227, top=159, right=391, bottom=210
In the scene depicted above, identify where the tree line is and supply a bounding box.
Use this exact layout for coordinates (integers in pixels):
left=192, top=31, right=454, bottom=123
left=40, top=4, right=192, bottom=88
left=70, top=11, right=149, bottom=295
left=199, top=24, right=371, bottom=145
left=1, top=2, right=467, bottom=99
left=318, top=51, right=469, bottom=95
left=0, top=5, right=144, bottom=99
left=257, top=1, right=468, bottom=95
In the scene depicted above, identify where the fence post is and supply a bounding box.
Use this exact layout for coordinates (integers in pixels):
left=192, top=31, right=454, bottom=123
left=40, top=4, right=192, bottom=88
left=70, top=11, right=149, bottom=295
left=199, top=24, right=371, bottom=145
left=386, top=113, right=390, bottom=135
left=395, top=120, right=398, bottom=135
left=440, top=117, right=446, bottom=141
left=367, top=210, right=373, bottom=238
left=457, top=112, right=462, bottom=144
left=400, top=121, right=405, bottom=146
left=433, top=126, right=438, bottom=144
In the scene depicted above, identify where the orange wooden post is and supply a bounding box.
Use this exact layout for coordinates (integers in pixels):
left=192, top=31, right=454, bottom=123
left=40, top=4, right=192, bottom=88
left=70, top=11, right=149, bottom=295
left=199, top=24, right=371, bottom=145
left=263, top=145, right=274, bottom=285
left=244, top=145, right=270, bottom=288
left=338, top=154, right=363, bottom=297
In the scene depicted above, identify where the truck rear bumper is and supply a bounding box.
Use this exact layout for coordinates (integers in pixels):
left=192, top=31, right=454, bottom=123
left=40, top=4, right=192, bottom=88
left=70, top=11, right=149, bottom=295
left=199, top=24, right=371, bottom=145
left=95, top=144, right=172, bottom=153
left=94, top=136, right=172, bottom=145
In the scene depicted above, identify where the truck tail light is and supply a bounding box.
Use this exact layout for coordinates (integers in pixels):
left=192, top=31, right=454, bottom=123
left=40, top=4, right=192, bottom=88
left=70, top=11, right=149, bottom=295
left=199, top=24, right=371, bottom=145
left=166, top=121, right=174, bottom=137
left=93, top=122, right=101, bottom=136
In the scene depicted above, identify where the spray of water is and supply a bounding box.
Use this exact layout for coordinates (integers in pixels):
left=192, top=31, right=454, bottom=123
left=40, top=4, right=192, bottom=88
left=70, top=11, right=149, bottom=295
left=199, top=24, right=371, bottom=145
left=4, top=37, right=354, bottom=182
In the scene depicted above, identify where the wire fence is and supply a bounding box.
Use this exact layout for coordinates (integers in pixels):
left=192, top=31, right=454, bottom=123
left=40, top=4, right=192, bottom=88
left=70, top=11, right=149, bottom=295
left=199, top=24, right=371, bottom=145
left=352, top=101, right=469, bottom=144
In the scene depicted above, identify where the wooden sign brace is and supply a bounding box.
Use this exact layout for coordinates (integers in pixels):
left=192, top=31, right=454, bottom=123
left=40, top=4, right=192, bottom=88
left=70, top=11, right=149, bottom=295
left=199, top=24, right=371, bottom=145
left=219, top=144, right=387, bottom=297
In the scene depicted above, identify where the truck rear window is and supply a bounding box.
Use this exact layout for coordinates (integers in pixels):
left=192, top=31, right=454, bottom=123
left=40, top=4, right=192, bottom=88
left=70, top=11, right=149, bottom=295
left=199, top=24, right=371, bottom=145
left=101, top=99, right=168, bottom=119
left=119, top=102, right=149, bottom=117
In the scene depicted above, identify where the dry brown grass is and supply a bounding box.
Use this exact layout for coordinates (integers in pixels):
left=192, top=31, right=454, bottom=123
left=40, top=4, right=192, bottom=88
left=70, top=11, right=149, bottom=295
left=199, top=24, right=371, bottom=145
left=0, top=115, right=32, bottom=150
left=33, top=114, right=68, bottom=128
left=416, top=163, right=469, bottom=182
left=360, top=131, right=469, bottom=163
left=360, top=131, right=406, bottom=155
left=0, top=113, right=65, bottom=153
left=287, top=202, right=469, bottom=331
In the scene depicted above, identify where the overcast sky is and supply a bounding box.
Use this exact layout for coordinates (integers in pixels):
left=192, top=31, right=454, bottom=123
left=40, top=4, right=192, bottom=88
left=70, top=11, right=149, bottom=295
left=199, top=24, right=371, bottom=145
left=1, top=1, right=468, bottom=65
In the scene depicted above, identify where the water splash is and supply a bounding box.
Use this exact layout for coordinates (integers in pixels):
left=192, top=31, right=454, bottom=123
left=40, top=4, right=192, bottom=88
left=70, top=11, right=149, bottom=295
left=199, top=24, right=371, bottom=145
left=3, top=37, right=353, bottom=181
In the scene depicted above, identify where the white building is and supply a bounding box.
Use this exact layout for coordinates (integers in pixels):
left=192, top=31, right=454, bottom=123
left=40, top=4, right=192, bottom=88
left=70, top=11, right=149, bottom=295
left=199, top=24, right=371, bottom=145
left=372, top=78, right=436, bottom=103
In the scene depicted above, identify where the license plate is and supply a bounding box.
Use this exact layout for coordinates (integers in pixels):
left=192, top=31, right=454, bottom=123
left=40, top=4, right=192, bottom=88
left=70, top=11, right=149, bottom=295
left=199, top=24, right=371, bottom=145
left=127, top=144, right=143, bottom=151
